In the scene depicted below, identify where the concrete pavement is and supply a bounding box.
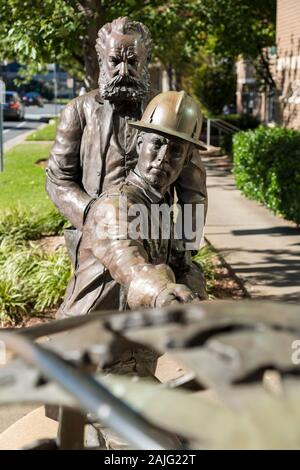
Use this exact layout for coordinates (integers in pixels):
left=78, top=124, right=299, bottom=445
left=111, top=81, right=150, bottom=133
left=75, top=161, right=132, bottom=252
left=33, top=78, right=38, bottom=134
left=204, top=154, right=300, bottom=303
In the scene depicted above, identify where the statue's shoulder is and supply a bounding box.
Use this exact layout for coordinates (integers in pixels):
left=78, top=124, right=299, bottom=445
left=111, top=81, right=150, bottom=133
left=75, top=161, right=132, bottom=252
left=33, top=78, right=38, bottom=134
left=66, top=89, right=103, bottom=113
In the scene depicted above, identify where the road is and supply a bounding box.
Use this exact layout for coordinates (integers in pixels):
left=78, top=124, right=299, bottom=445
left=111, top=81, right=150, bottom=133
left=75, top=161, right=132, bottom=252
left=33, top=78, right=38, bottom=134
left=3, top=103, right=65, bottom=144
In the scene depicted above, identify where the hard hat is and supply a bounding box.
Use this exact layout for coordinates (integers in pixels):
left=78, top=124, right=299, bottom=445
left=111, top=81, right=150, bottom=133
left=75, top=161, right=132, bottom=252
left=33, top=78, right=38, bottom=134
left=128, top=91, right=206, bottom=149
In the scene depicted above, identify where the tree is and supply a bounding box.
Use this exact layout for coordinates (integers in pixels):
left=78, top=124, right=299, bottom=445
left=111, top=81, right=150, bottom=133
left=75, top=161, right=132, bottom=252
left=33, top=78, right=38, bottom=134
left=199, top=0, right=277, bottom=90
left=0, top=0, right=202, bottom=90
left=0, top=0, right=276, bottom=96
left=0, top=1, right=160, bottom=89
left=189, top=55, right=236, bottom=115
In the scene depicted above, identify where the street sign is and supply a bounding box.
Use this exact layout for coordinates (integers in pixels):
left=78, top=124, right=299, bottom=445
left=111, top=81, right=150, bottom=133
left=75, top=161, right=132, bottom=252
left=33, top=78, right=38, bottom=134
left=0, top=78, right=5, bottom=172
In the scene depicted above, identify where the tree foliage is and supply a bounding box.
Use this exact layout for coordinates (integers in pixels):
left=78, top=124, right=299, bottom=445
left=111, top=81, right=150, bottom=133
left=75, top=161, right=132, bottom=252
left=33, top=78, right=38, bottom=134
left=0, top=0, right=276, bottom=97
left=189, top=56, right=236, bottom=115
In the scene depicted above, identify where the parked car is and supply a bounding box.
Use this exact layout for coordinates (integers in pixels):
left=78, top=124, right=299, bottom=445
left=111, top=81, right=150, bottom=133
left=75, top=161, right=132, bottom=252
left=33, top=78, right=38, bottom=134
left=22, top=91, right=44, bottom=107
left=3, top=91, right=25, bottom=121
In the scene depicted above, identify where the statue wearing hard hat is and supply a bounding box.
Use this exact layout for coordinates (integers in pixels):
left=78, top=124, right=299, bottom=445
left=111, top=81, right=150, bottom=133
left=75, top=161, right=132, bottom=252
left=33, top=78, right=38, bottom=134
left=58, top=91, right=207, bottom=317
left=46, top=17, right=209, bottom=318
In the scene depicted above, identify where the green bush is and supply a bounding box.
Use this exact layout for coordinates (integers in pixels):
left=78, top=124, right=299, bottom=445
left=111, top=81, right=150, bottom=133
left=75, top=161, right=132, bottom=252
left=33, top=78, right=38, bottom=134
left=0, top=207, right=69, bottom=242
left=0, top=209, right=71, bottom=322
left=233, top=126, right=300, bottom=224
left=0, top=239, right=71, bottom=322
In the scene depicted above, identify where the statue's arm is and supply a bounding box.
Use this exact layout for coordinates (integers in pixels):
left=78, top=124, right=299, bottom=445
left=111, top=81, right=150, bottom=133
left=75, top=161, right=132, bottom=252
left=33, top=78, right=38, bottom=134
left=46, top=102, right=93, bottom=230
left=86, top=196, right=195, bottom=309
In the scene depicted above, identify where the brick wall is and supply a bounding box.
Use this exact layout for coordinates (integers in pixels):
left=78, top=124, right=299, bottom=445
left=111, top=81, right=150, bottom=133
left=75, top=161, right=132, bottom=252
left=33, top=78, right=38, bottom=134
left=276, top=0, right=300, bottom=128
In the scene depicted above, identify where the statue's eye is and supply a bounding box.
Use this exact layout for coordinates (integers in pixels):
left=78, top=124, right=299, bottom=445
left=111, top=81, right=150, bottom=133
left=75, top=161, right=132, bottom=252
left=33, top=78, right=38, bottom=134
left=110, top=58, right=119, bottom=65
left=170, top=142, right=183, bottom=154
left=128, top=58, right=137, bottom=66
left=152, top=141, right=162, bottom=149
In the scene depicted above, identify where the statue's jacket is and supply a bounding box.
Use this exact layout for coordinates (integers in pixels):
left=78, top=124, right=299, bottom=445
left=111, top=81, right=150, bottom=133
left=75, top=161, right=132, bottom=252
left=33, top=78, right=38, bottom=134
left=58, top=171, right=206, bottom=318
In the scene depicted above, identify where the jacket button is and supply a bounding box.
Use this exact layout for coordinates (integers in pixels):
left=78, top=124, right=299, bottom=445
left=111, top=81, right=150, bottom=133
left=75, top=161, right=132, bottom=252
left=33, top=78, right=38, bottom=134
left=97, top=171, right=101, bottom=176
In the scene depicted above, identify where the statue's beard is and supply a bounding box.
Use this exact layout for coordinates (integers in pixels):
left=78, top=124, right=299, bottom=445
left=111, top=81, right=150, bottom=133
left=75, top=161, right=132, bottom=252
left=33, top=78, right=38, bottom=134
left=99, top=69, right=151, bottom=103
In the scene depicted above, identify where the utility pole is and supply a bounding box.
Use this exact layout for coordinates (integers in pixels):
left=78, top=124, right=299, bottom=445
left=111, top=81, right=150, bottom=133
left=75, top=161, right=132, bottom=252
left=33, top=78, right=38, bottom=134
left=0, top=78, right=5, bottom=173
left=54, top=63, right=58, bottom=117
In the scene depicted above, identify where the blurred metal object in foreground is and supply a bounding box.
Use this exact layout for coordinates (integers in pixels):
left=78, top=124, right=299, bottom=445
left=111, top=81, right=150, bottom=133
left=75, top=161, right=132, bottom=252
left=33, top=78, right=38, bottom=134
left=0, top=300, right=300, bottom=449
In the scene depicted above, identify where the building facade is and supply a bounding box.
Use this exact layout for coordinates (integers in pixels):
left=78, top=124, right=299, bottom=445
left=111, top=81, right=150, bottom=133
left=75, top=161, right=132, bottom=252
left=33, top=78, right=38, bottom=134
left=276, top=0, right=300, bottom=128
left=236, top=0, right=300, bottom=129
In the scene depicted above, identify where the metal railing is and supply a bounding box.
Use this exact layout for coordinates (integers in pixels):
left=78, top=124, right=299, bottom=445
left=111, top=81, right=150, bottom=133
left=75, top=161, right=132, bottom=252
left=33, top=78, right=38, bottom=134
left=206, top=118, right=240, bottom=147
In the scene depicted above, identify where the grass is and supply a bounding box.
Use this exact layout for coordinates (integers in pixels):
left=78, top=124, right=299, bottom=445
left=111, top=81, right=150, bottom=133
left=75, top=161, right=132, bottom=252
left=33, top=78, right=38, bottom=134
left=54, top=98, right=70, bottom=105
left=0, top=140, right=71, bottom=323
left=26, top=120, right=57, bottom=141
left=193, top=245, right=216, bottom=298
left=0, top=142, right=54, bottom=212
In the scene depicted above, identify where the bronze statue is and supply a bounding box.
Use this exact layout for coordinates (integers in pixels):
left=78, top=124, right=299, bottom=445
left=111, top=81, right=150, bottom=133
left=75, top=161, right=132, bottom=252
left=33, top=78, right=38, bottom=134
left=45, top=17, right=208, bottom=317
left=58, top=91, right=207, bottom=317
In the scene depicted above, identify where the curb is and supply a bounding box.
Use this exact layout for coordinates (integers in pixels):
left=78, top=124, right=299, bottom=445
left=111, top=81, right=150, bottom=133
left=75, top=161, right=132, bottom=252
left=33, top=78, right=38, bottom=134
left=4, top=122, right=48, bottom=153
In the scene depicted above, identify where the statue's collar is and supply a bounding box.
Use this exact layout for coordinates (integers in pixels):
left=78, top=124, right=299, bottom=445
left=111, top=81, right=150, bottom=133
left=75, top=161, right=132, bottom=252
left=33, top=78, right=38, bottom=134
left=127, top=169, right=165, bottom=203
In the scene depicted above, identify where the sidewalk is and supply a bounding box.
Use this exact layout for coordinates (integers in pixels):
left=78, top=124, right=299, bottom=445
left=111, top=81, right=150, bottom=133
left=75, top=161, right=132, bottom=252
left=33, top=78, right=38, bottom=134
left=204, top=154, right=300, bottom=303
left=3, top=122, right=47, bottom=152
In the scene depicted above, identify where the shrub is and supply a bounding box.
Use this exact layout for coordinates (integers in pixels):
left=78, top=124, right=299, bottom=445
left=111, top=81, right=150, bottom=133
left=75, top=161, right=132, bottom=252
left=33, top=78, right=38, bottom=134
left=0, top=239, right=71, bottom=322
left=0, top=207, right=69, bottom=243
left=0, top=207, right=71, bottom=323
left=233, top=126, right=300, bottom=224
left=29, top=248, right=72, bottom=311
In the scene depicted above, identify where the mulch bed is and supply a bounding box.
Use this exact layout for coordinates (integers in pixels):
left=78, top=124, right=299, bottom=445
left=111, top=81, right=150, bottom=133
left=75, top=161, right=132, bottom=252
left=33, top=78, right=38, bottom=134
left=210, top=251, right=247, bottom=300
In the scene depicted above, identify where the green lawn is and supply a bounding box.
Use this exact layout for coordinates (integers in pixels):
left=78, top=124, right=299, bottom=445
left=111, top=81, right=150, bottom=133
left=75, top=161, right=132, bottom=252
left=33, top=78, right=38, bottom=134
left=0, top=142, right=53, bottom=212
left=26, top=120, right=57, bottom=141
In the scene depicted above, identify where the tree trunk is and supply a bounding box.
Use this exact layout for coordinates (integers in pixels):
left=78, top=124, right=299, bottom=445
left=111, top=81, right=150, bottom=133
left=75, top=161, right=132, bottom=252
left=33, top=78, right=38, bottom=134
left=258, top=49, right=276, bottom=91
left=76, top=0, right=105, bottom=90
left=166, top=65, right=175, bottom=91
left=174, top=70, right=182, bottom=91
left=83, top=45, right=99, bottom=90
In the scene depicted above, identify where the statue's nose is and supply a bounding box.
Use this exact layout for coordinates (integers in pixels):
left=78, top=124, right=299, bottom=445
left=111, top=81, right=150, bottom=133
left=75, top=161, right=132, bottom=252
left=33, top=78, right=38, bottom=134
left=119, top=60, right=129, bottom=77
left=156, top=146, right=170, bottom=164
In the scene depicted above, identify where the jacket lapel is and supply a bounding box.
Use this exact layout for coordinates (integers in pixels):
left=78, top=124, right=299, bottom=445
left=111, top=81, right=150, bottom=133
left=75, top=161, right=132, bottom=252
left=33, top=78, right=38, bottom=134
left=97, top=99, right=113, bottom=158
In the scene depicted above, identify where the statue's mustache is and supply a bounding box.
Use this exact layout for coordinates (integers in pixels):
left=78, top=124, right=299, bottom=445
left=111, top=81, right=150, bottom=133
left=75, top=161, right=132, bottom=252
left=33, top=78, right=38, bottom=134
left=103, top=74, right=146, bottom=92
